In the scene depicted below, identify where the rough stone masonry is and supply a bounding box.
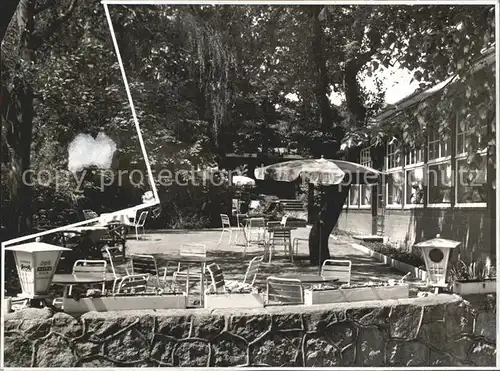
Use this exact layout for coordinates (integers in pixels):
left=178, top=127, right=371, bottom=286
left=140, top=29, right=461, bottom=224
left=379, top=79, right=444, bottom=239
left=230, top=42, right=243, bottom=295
left=3, top=294, right=496, bottom=367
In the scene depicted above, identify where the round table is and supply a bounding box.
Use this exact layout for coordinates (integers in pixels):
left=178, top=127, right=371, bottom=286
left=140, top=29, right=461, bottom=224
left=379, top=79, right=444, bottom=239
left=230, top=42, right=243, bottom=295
left=279, top=274, right=339, bottom=284
left=152, top=254, right=215, bottom=307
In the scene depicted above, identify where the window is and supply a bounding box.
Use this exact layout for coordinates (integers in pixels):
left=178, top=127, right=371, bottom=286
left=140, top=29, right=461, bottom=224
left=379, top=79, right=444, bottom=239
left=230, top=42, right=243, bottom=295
left=428, top=163, right=452, bottom=204
left=405, top=148, right=425, bottom=206
left=455, top=111, right=488, bottom=206
left=386, top=140, right=402, bottom=169
left=349, top=185, right=360, bottom=207
left=359, top=147, right=372, bottom=208
left=360, top=147, right=372, bottom=167
left=428, top=125, right=451, bottom=206
left=386, top=140, right=403, bottom=207
left=406, top=167, right=425, bottom=204
left=428, top=128, right=451, bottom=160
left=456, top=116, right=487, bottom=156
left=387, top=172, right=404, bottom=205
left=360, top=185, right=372, bottom=206
left=456, top=156, right=487, bottom=204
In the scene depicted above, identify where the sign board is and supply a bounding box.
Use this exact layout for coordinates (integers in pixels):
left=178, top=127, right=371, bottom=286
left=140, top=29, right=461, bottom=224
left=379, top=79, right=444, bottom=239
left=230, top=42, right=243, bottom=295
left=6, top=242, right=70, bottom=299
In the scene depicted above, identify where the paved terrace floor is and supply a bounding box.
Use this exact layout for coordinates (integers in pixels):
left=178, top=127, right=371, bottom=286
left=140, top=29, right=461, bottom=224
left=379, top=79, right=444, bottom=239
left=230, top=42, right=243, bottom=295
left=126, top=228, right=405, bottom=299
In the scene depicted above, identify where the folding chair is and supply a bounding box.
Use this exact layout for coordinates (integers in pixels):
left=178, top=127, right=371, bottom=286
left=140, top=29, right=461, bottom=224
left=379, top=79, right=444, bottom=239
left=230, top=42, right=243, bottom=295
left=265, top=277, right=304, bottom=306
left=134, top=211, right=148, bottom=240
left=321, top=259, right=352, bottom=285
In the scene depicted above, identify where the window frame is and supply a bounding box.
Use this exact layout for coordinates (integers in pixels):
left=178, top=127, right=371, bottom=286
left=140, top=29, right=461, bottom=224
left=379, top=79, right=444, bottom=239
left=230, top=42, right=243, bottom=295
left=359, top=147, right=372, bottom=209
left=385, top=140, right=404, bottom=209
left=404, top=148, right=425, bottom=209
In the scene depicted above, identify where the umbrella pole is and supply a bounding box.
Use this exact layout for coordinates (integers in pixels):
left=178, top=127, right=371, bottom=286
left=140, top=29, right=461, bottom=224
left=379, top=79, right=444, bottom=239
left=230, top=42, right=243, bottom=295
left=318, top=220, right=323, bottom=274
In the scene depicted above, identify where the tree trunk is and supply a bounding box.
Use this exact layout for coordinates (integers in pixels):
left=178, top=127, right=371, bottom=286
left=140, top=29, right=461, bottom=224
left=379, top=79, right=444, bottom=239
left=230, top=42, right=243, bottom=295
left=308, top=184, right=350, bottom=266
left=2, top=0, right=36, bottom=235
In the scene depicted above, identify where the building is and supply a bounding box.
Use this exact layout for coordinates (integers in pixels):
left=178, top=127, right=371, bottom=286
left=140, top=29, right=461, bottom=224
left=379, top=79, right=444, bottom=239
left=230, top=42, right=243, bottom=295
left=337, top=47, right=496, bottom=264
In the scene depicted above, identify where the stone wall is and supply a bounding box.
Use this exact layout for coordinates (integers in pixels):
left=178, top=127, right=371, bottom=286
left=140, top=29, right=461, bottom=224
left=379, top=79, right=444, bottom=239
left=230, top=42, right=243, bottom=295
left=3, top=294, right=496, bottom=367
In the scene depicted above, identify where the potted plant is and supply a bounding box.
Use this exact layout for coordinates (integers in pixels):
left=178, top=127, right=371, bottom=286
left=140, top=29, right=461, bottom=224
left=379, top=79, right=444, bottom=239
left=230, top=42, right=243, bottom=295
left=304, top=281, right=410, bottom=306
left=62, top=283, right=187, bottom=314
left=449, top=257, right=496, bottom=295
left=204, top=281, right=264, bottom=309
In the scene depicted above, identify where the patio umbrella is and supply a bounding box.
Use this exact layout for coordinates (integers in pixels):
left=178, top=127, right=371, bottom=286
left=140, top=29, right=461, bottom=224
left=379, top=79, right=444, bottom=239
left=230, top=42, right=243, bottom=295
left=255, top=157, right=380, bottom=271
left=232, top=175, right=256, bottom=187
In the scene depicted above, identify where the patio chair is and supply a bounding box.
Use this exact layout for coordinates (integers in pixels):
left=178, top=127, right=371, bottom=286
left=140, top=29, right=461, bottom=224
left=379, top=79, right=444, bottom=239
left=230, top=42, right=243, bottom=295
left=173, top=243, right=207, bottom=283
left=242, top=256, right=264, bottom=286
left=266, top=222, right=292, bottom=263
left=115, top=274, right=152, bottom=295
left=102, top=246, right=131, bottom=293
left=133, top=211, right=148, bottom=240
left=69, top=259, right=107, bottom=296
left=265, top=277, right=304, bottom=306
left=82, top=209, right=99, bottom=220
left=218, top=214, right=234, bottom=246
left=130, top=254, right=168, bottom=289
left=244, top=217, right=266, bottom=256
left=320, top=259, right=352, bottom=285
left=205, top=263, right=226, bottom=294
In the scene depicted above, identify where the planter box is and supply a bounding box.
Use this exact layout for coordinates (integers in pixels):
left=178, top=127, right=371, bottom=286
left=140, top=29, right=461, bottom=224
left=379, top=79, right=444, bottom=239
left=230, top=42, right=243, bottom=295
left=304, top=285, right=409, bottom=306
left=349, top=242, right=427, bottom=281
left=204, top=292, right=264, bottom=309
left=453, top=280, right=496, bottom=295
left=63, top=294, right=186, bottom=314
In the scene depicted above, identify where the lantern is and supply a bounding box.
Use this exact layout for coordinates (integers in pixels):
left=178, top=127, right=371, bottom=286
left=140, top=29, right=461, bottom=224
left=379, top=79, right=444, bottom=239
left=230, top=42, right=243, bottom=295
left=5, top=242, right=70, bottom=299
left=414, top=234, right=460, bottom=287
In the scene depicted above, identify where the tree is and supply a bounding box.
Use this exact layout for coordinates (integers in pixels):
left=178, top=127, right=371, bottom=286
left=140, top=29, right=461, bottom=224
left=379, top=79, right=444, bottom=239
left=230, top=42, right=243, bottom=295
left=2, top=0, right=78, bottom=235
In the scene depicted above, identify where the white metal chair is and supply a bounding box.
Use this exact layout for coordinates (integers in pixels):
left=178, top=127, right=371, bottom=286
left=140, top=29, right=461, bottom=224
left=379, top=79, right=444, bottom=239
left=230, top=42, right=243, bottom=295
left=130, top=254, right=167, bottom=289
left=82, top=209, right=98, bottom=220
left=173, top=243, right=207, bottom=282
left=265, top=277, right=304, bottom=306
left=115, top=274, right=152, bottom=295
left=224, top=255, right=264, bottom=291
left=103, top=246, right=131, bottom=293
left=134, top=211, right=148, bottom=240
left=321, top=259, right=352, bottom=285
left=205, top=263, right=226, bottom=294
left=244, top=217, right=266, bottom=256
left=218, top=214, right=235, bottom=246
left=69, top=259, right=107, bottom=295
left=242, top=256, right=264, bottom=286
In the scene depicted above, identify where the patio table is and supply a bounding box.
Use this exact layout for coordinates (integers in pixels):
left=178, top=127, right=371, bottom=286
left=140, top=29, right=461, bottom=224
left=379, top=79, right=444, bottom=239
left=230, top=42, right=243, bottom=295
left=52, top=273, right=117, bottom=299
left=153, top=254, right=215, bottom=307
left=63, top=226, right=109, bottom=242
left=99, top=213, right=134, bottom=227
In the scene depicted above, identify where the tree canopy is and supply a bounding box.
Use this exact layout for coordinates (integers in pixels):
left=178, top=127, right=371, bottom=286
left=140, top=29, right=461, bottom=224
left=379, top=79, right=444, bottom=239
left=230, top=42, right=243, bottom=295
left=0, top=3, right=495, bottom=235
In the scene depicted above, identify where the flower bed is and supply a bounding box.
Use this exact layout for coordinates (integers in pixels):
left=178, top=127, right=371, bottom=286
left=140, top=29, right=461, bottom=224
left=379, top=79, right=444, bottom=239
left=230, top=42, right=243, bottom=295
left=359, top=241, right=425, bottom=269
left=304, top=282, right=410, bottom=306
left=204, top=281, right=264, bottom=309
left=61, top=286, right=187, bottom=314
